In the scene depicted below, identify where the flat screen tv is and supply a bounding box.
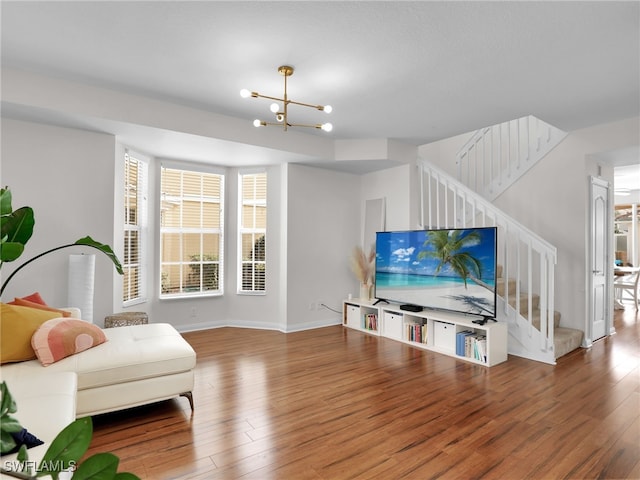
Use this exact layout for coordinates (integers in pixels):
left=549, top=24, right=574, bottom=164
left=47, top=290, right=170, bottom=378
left=374, top=227, right=497, bottom=319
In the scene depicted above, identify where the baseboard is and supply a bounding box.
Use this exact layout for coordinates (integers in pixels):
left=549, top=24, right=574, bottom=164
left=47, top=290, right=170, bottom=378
left=283, top=318, right=342, bottom=333
left=175, top=318, right=341, bottom=334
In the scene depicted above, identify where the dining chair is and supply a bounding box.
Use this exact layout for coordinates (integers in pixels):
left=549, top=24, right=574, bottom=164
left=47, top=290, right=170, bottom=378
left=614, top=269, right=640, bottom=310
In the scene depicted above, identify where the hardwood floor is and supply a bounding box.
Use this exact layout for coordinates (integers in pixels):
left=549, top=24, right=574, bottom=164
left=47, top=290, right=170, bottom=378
left=86, top=308, right=640, bottom=479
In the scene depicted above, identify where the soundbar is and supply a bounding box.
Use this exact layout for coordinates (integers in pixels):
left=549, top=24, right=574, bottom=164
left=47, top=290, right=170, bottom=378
left=400, top=304, right=423, bottom=312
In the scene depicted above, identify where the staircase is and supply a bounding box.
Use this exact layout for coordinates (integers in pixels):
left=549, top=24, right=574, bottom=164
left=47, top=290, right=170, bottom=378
left=419, top=117, right=582, bottom=364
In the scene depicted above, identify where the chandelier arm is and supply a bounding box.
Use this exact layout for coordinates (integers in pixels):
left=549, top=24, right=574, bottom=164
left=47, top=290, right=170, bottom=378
left=287, top=122, right=325, bottom=129
left=286, top=99, right=326, bottom=111
left=252, top=92, right=286, bottom=103
left=255, top=120, right=323, bottom=129
left=251, top=94, right=324, bottom=110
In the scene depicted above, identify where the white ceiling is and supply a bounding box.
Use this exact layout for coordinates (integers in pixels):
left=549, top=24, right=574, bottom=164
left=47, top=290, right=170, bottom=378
left=1, top=1, right=639, bottom=174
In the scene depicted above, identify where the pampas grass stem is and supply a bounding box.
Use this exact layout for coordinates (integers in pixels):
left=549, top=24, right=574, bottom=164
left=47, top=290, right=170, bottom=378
left=349, top=245, right=375, bottom=285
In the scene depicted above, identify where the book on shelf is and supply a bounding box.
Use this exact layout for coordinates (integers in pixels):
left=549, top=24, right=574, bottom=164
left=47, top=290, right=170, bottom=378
left=453, top=330, right=488, bottom=363
left=406, top=322, right=427, bottom=344
left=363, top=313, right=378, bottom=330
left=456, top=330, right=474, bottom=356
left=475, top=335, right=487, bottom=362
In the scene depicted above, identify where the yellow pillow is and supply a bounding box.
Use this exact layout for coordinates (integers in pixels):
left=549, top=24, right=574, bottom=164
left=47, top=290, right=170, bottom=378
left=0, top=303, right=63, bottom=364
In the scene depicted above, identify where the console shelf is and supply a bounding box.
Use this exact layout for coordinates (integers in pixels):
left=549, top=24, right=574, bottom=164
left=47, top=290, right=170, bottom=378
left=343, top=299, right=380, bottom=336
left=343, top=299, right=507, bottom=366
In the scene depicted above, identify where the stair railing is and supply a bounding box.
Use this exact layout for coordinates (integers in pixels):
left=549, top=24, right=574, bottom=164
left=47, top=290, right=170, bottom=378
left=456, top=115, right=567, bottom=201
left=419, top=160, right=557, bottom=355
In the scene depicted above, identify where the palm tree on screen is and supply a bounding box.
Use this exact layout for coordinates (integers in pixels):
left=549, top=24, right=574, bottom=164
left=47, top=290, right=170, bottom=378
left=417, top=229, right=492, bottom=291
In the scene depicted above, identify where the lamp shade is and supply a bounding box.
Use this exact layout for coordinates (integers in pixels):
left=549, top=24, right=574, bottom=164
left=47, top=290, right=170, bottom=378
left=67, top=254, right=95, bottom=323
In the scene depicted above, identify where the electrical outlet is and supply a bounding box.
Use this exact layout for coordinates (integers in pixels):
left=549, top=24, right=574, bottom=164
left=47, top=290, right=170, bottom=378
left=190, top=307, right=197, bottom=317
left=308, top=302, right=316, bottom=310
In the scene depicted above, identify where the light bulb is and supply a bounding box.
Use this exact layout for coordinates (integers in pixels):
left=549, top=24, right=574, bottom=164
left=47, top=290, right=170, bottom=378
left=321, top=123, right=333, bottom=132
left=323, top=105, right=333, bottom=114
left=240, top=89, right=251, bottom=98
left=253, top=119, right=263, bottom=127
left=270, top=103, right=280, bottom=113
left=276, top=113, right=285, bottom=122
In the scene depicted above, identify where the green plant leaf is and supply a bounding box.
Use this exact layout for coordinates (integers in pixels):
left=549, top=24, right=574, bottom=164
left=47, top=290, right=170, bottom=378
left=2, top=414, right=24, bottom=433
left=1, top=242, right=25, bottom=263
left=38, top=418, right=93, bottom=476
left=0, top=382, right=23, bottom=455
left=1, top=206, right=35, bottom=248
left=0, top=188, right=13, bottom=216
left=1, top=381, right=18, bottom=415
left=74, top=236, right=124, bottom=275
left=16, top=444, right=29, bottom=462
left=1, top=203, right=35, bottom=265
left=71, top=453, right=118, bottom=480
left=1, top=429, right=18, bottom=455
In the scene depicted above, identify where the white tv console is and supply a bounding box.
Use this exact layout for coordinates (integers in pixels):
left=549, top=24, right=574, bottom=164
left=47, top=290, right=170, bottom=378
left=343, top=298, right=508, bottom=367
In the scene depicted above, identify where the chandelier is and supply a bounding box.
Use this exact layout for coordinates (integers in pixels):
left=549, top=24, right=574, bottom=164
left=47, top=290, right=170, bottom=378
left=240, top=65, right=333, bottom=132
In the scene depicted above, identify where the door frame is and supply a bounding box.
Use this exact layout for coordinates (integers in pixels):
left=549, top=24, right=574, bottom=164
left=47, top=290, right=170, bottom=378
left=585, top=175, right=614, bottom=347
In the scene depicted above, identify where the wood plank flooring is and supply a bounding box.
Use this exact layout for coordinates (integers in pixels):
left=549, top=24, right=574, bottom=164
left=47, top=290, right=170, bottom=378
left=85, top=308, right=640, bottom=479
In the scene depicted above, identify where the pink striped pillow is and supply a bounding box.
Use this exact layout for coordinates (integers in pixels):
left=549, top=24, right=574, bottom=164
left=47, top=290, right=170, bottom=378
left=31, top=318, right=107, bottom=366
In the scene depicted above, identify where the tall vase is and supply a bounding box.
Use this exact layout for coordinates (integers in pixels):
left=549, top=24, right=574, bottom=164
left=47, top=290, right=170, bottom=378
left=360, top=283, right=371, bottom=300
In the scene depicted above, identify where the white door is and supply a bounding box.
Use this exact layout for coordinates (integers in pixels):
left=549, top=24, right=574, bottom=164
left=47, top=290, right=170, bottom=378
left=589, top=177, right=610, bottom=343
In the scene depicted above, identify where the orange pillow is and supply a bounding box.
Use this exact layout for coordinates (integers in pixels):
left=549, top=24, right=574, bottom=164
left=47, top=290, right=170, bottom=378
left=0, top=303, right=63, bottom=364
left=31, top=318, right=107, bottom=366
left=20, top=292, right=47, bottom=306
left=10, top=298, right=71, bottom=317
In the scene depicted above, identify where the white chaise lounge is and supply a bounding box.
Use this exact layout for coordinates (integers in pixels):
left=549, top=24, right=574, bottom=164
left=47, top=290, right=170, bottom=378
left=0, top=321, right=196, bottom=470
left=1, top=322, right=196, bottom=417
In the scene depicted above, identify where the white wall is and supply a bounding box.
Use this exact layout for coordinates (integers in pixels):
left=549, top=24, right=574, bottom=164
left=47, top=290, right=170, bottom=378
left=1, top=119, right=117, bottom=324
left=361, top=163, right=416, bottom=232
left=223, top=164, right=287, bottom=331
left=286, top=164, right=361, bottom=330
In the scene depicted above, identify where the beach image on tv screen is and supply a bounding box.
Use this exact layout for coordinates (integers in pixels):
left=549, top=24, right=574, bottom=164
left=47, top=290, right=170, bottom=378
left=375, top=228, right=497, bottom=316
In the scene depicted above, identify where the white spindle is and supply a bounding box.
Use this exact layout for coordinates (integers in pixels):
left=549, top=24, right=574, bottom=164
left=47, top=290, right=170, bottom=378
left=516, top=118, right=521, bottom=171
left=527, top=240, right=533, bottom=326
left=539, top=252, right=548, bottom=350
left=420, top=164, right=425, bottom=228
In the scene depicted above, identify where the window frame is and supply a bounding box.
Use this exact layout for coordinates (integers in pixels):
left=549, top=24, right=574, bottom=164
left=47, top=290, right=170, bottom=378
left=237, top=169, right=267, bottom=295
left=122, top=150, right=148, bottom=307
left=159, top=162, right=225, bottom=299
